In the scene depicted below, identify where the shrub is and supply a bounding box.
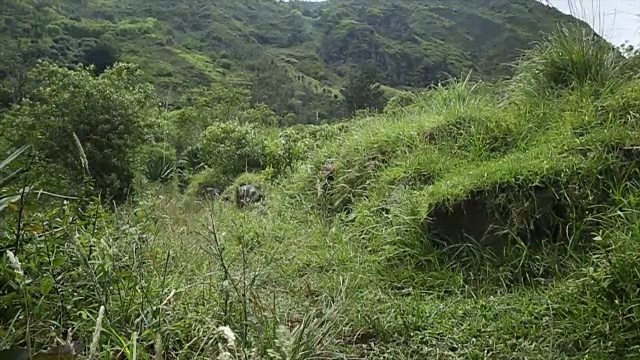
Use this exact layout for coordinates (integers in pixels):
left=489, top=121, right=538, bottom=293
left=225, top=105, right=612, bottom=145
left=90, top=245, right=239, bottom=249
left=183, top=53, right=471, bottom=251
left=185, top=167, right=229, bottom=199
left=238, top=103, right=279, bottom=127
left=383, top=91, right=418, bottom=114
left=166, top=107, right=213, bottom=153
left=262, top=123, right=352, bottom=181
left=221, top=172, right=269, bottom=205
left=200, top=121, right=265, bottom=181
left=136, top=143, right=177, bottom=183
left=1, top=61, right=158, bottom=202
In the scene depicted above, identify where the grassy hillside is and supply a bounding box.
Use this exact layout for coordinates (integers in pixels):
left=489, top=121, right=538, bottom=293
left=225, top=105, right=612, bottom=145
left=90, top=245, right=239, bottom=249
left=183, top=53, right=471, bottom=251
left=2, top=22, right=640, bottom=359
left=0, top=0, right=592, bottom=123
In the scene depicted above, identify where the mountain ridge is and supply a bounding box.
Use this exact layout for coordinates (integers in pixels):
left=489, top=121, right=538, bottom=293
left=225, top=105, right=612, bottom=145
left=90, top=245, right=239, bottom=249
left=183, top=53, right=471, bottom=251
left=1, top=0, right=594, bottom=123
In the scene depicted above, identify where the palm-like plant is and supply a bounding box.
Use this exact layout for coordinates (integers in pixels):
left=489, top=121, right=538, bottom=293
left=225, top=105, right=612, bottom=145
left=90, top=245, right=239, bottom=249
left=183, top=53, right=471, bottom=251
left=0, top=145, right=30, bottom=212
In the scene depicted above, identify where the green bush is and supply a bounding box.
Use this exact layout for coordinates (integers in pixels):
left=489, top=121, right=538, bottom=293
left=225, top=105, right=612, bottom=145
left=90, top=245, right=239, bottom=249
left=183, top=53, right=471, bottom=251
left=136, top=143, right=177, bottom=183
left=200, top=121, right=265, bottom=181
left=1, top=61, right=158, bottom=202
left=166, top=107, right=213, bottom=153
left=238, top=103, right=279, bottom=127
left=383, top=91, right=418, bottom=114
left=221, top=172, right=269, bottom=204
left=261, top=123, right=352, bottom=181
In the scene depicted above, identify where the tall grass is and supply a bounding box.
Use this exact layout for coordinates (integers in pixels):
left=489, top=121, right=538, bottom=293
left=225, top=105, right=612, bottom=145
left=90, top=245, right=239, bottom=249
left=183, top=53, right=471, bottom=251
left=3, top=4, right=640, bottom=359
left=509, top=24, right=626, bottom=100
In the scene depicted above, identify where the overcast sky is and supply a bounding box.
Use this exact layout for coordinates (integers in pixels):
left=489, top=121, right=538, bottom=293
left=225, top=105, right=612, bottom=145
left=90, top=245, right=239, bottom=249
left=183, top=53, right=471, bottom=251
left=544, top=0, right=640, bottom=46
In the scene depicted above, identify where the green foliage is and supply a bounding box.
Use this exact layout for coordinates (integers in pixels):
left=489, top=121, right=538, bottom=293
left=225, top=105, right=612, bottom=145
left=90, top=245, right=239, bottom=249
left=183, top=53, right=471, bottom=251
left=341, top=65, right=388, bottom=116
left=0, top=40, right=50, bottom=111
left=237, top=103, right=279, bottom=127
left=1, top=61, right=158, bottom=202
left=178, top=84, right=251, bottom=114
left=0, top=145, right=30, bottom=213
left=621, top=44, right=640, bottom=74
left=221, top=172, right=269, bottom=203
left=200, top=121, right=265, bottom=185
left=262, top=122, right=351, bottom=181
left=80, top=39, right=119, bottom=74
left=285, top=9, right=312, bottom=46
left=0, top=0, right=587, bottom=123
left=383, top=91, right=418, bottom=114
left=136, top=143, right=177, bottom=183
left=184, top=167, right=227, bottom=198
left=8, top=2, right=640, bottom=360
left=289, top=25, right=640, bottom=286
left=167, top=84, right=278, bottom=154
left=167, top=107, right=213, bottom=152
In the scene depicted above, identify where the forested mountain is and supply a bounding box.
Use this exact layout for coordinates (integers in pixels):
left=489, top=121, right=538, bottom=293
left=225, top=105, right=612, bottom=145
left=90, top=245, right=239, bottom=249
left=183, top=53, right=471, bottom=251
left=1, top=0, right=589, bottom=123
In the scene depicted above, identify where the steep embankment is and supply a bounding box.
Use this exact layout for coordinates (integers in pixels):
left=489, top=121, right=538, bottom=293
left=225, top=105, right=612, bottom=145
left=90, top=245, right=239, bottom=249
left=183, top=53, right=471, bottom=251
left=262, top=25, right=640, bottom=357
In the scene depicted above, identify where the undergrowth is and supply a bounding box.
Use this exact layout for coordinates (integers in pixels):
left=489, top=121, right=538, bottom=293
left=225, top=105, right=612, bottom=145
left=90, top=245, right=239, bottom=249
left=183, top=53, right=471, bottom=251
left=3, top=23, right=640, bottom=359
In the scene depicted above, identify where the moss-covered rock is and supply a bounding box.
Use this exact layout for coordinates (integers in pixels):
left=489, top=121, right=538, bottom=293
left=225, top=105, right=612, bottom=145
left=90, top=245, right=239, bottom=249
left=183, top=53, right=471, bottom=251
left=221, top=172, right=270, bottom=207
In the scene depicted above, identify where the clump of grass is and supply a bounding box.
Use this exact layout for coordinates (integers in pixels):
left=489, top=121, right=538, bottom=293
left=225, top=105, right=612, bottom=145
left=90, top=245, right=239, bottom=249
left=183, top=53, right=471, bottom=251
left=184, top=166, right=229, bottom=199
left=289, top=77, right=488, bottom=215
left=508, top=23, right=628, bottom=100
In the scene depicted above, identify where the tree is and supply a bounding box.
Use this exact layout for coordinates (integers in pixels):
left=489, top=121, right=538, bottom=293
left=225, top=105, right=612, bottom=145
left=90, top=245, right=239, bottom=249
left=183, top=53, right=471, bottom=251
left=167, top=83, right=260, bottom=152
left=238, top=103, right=279, bottom=127
left=285, top=9, right=311, bottom=46
left=341, top=65, right=388, bottom=116
left=1, top=62, right=158, bottom=202
left=81, top=40, right=120, bottom=75
left=0, top=40, right=53, bottom=110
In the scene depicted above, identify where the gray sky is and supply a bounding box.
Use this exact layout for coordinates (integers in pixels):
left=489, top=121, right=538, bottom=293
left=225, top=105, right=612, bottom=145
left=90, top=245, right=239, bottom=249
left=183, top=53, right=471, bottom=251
left=543, top=0, right=640, bottom=46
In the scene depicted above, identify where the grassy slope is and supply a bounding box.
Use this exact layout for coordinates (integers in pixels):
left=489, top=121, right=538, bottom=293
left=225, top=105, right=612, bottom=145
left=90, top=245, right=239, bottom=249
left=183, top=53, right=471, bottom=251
left=126, top=50, right=640, bottom=357
left=4, top=23, right=640, bottom=360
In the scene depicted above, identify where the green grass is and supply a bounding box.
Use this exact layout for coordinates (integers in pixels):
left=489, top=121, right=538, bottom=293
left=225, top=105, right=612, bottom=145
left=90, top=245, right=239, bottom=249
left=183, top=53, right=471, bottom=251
left=3, top=22, right=640, bottom=359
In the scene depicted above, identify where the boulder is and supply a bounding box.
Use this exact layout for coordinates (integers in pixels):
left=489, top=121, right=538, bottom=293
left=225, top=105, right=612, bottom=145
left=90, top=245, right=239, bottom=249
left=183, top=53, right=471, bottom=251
left=237, top=184, right=262, bottom=206
left=198, top=186, right=220, bottom=200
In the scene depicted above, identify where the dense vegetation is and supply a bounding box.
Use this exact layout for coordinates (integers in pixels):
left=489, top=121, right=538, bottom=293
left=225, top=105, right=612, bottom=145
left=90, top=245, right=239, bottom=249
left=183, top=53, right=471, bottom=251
left=1, top=0, right=588, bottom=124
left=4, top=0, right=640, bottom=359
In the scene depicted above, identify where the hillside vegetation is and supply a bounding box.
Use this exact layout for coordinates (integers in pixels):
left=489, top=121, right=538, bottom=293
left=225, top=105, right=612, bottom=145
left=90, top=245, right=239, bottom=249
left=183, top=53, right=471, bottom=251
left=2, top=16, right=640, bottom=359
left=1, top=0, right=588, bottom=124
